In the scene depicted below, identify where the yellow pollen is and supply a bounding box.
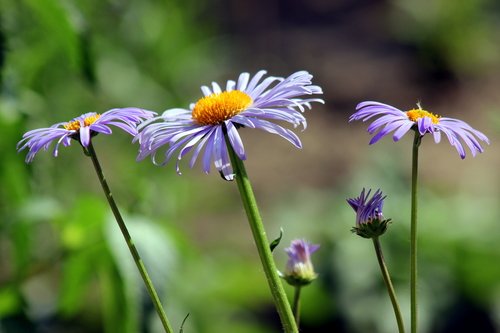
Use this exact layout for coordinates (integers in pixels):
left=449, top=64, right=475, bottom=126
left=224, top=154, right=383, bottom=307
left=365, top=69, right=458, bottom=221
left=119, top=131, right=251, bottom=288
left=192, top=90, right=253, bottom=125
left=64, top=114, right=101, bottom=131
left=406, top=109, right=440, bottom=124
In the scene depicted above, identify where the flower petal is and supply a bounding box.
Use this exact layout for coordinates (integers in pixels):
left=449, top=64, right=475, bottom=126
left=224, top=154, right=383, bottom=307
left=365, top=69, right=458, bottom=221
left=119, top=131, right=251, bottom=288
left=225, top=121, right=246, bottom=160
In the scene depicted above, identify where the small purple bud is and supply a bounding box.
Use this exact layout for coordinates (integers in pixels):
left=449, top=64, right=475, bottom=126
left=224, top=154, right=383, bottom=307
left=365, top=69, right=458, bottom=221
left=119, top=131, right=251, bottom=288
left=282, top=239, right=319, bottom=286
left=347, top=188, right=392, bottom=238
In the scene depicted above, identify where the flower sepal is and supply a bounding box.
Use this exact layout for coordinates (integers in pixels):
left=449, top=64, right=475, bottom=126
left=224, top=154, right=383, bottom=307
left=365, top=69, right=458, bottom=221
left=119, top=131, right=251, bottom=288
left=281, top=270, right=318, bottom=287
left=351, top=217, right=392, bottom=239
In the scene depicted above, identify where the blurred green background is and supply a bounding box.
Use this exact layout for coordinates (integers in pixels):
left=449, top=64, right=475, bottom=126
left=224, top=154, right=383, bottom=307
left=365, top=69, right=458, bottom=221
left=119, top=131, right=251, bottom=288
left=1, top=0, right=499, bottom=332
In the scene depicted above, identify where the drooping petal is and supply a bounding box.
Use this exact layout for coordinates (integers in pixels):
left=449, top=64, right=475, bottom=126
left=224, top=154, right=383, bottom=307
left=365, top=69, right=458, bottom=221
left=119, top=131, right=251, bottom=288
left=212, top=126, right=224, bottom=174
left=79, top=126, right=91, bottom=147
left=225, top=121, right=246, bottom=160
left=219, top=135, right=234, bottom=180
left=89, top=124, right=113, bottom=135
left=189, top=128, right=214, bottom=168
left=201, top=130, right=216, bottom=174
left=249, top=118, right=303, bottom=148
left=393, top=121, right=414, bottom=141
left=369, top=119, right=409, bottom=145
left=367, top=115, right=406, bottom=134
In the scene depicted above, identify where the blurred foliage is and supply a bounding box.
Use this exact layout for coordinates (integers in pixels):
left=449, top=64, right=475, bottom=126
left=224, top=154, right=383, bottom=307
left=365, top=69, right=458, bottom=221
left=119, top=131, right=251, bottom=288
left=0, top=0, right=499, bottom=333
left=391, top=0, right=500, bottom=76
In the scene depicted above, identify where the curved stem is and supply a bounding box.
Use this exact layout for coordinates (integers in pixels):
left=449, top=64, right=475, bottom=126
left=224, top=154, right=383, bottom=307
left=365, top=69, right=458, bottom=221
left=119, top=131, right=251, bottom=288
left=372, top=237, right=406, bottom=333
left=410, top=132, right=421, bottom=333
left=86, top=142, right=174, bottom=333
left=292, top=286, right=302, bottom=328
left=225, top=136, right=298, bottom=333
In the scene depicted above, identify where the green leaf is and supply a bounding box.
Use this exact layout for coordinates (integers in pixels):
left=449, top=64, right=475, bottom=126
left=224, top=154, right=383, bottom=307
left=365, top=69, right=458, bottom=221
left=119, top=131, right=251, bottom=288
left=269, top=228, right=284, bottom=252
left=103, top=214, right=178, bottom=332
left=99, top=253, right=136, bottom=333
left=58, top=246, right=104, bottom=316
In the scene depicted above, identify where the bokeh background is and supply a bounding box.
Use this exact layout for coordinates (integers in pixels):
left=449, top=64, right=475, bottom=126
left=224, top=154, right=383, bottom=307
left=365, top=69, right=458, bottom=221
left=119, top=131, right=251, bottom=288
left=1, top=0, right=499, bottom=332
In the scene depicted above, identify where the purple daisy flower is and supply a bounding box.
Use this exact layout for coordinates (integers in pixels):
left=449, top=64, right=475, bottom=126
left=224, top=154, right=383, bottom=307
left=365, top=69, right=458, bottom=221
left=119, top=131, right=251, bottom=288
left=347, top=188, right=390, bottom=238
left=283, top=239, right=320, bottom=286
left=135, top=70, right=324, bottom=180
left=350, top=101, right=489, bottom=159
left=17, top=108, right=156, bottom=163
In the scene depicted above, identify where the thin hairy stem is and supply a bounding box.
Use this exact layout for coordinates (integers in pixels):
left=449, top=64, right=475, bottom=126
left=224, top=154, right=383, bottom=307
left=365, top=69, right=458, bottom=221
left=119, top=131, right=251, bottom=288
left=225, top=134, right=298, bottom=333
left=372, top=237, right=406, bottom=333
left=410, top=132, right=421, bottom=333
left=292, top=286, right=302, bottom=328
left=86, top=141, right=173, bottom=333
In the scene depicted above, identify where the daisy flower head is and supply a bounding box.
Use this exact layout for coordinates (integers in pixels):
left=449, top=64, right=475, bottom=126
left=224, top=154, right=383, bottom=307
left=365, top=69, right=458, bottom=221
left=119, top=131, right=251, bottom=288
left=350, top=101, right=489, bottom=159
left=18, top=108, right=156, bottom=163
left=347, top=188, right=391, bottom=238
left=283, top=239, right=320, bottom=286
left=135, top=70, right=324, bottom=180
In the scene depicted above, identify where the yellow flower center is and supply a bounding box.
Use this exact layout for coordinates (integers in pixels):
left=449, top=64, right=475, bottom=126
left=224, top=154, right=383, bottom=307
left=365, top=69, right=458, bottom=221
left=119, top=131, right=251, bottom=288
left=192, top=90, right=253, bottom=125
left=64, top=114, right=101, bottom=131
left=406, top=109, right=440, bottom=124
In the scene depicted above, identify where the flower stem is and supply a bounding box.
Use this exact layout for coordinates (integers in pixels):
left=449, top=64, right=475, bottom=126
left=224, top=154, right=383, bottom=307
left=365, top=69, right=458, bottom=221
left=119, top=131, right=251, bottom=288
left=410, top=132, right=421, bottom=333
left=225, top=136, right=298, bottom=333
left=85, top=141, right=174, bottom=333
left=372, top=237, right=406, bottom=333
left=292, top=286, right=302, bottom=328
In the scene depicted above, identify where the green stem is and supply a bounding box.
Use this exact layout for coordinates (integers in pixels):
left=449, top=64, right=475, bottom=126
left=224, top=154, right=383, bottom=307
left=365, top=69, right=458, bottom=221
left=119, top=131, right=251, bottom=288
left=86, top=142, right=174, bottom=333
left=372, top=237, right=406, bottom=333
left=225, top=136, right=298, bottom=333
left=292, top=286, right=302, bottom=328
left=410, top=132, right=421, bottom=333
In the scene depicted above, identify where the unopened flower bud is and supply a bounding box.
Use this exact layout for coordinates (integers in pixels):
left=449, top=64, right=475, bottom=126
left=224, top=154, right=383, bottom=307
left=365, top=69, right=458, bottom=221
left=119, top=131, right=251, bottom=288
left=347, top=188, right=392, bottom=238
left=282, top=239, right=319, bottom=286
